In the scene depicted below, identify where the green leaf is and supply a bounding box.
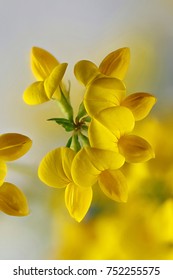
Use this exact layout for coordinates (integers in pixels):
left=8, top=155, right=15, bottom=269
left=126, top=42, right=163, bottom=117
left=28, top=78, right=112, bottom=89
left=47, top=118, right=75, bottom=132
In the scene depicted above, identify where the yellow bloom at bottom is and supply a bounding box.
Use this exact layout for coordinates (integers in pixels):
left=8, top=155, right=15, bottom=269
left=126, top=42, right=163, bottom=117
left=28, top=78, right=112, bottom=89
left=38, top=147, right=92, bottom=222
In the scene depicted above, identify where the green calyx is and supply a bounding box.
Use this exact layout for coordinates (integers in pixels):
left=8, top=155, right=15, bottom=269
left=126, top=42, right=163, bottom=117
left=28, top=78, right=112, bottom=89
left=48, top=90, right=91, bottom=151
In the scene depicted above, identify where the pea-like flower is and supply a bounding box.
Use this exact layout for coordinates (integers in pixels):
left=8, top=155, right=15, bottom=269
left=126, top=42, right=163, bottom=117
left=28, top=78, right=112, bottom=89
left=23, top=47, right=68, bottom=105
left=38, top=147, right=93, bottom=222
left=74, top=47, right=130, bottom=86
left=89, top=106, right=155, bottom=163
left=0, top=133, right=32, bottom=216
left=84, top=77, right=156, bottom=121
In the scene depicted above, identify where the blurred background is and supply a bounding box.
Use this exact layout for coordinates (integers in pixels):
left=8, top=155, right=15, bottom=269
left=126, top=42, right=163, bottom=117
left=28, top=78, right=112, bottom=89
left=0, top=0, right=173, bottom=259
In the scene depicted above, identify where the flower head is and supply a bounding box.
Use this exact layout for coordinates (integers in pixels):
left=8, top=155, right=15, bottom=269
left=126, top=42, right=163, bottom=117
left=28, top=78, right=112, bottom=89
left=23, top=45, right=157, bottom=222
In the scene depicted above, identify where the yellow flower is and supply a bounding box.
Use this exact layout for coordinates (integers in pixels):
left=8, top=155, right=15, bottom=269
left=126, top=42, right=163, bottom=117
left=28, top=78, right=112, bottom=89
left=84, top=77, right=156, bottom=121
left=38, top=147, right=92, bottom=222
left=74, top=47, right=130, bottom=86
left=89, top=106, right=155, bottom=163
left=0, top=133, right=32, bottom=216
left=23, top=47, right=68, bottom=105
left=71, top=147, right=127, bottom=202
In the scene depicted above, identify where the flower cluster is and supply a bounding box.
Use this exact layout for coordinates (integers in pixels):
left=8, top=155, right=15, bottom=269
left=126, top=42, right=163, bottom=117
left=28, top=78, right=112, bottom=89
left=0, top=133, right=32, bottom=216
left=23, top=47, right=156, bottom=222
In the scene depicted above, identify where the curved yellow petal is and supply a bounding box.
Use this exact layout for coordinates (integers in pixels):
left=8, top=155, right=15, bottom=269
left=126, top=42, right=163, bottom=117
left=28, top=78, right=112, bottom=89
left=97, top=106, right=135, bottom=138
left=23, top=81, right=49, bottom=105
left=65, top=182, right=92, bottom=222
left=74, top=60, right=99, bottom=86
left=44, top=63, right=68, bottom=99
left=38, top=147, right=73, bottom=188
left=84, top=147, right=125, bottom=171
left=71, top=148, right=99, bottom=188
left=89, top=119, right=118, bottom=152
left=0, top=161, right=7, bottom=186
left=61, top=148, right=76, bottom=181
left=0, top=133, right=32, bottom=161
left=31, top=46, right=59, bottom=80
left=118, top=134, right=155, bottom=163
left=0, top=182, right=29, bottom=216
left=98, top=169, right=128, bottom=202
left=84, top=77, right=126, bottom=117
left=99, top=47, right=130, bottom=80
left=122, top=92, right=157, bottom=121
left=71, top=147, right=125, bottom=188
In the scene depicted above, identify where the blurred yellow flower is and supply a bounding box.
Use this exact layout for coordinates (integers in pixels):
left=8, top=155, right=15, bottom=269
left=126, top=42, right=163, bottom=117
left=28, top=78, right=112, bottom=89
left=23, top=47, right=68, bottom=105
left=38, top=147, right=92, bottom=222
left=0, top=133, right=32, bottom=216
left=74, top=47, right=130, bottom=86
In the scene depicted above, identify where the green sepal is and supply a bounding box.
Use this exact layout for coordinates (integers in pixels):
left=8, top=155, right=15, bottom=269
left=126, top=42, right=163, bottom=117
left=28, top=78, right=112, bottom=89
left=82, top=116, right=91, bottom=122
left=78, top=133, right=90, bottom=147
left=76, top=101, right=87, bottom=120
left=71, top=134, right=81, bottom=152
left=47, top=117, right=75, bottom=132
left=66, top=136, right=73, bottom=147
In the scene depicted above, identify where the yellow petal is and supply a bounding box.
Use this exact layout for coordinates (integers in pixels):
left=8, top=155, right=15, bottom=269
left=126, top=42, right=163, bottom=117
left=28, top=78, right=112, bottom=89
left=84, top=147, right=125, bottom=171
left=118, top=134, right=155, bottom=163
left=122, top=92, right=157, bottom=121
left=98, top=169, right=128, bottom=202
left=61, top=148, right=76, bottom=181
left=0, top=133, right=32, bottom=161
left=97, top=106, right=135, bottom=138
left=71, top=148, right=99, bottom=188
left=71, top=147, right=125, bottom=188
left=44, top=63, right=68, bottom=99
left=31, top=46, right=59, bottom=80
left=84, top=77, right=126, bottom=117
left=65, top=182, right=92, bottom=222
left=0, top=182, right=29, bottom=216
left=89, top=119, right=118, bottom=152
left=23, top=81, right=49, bottom=105
left=99, top=47, right=130, bottom=80
left=0, top=161, right=7, bottom=186
left=38, top=147, right=73, bottom=188
left=74, top=60, right=99, bottom=86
